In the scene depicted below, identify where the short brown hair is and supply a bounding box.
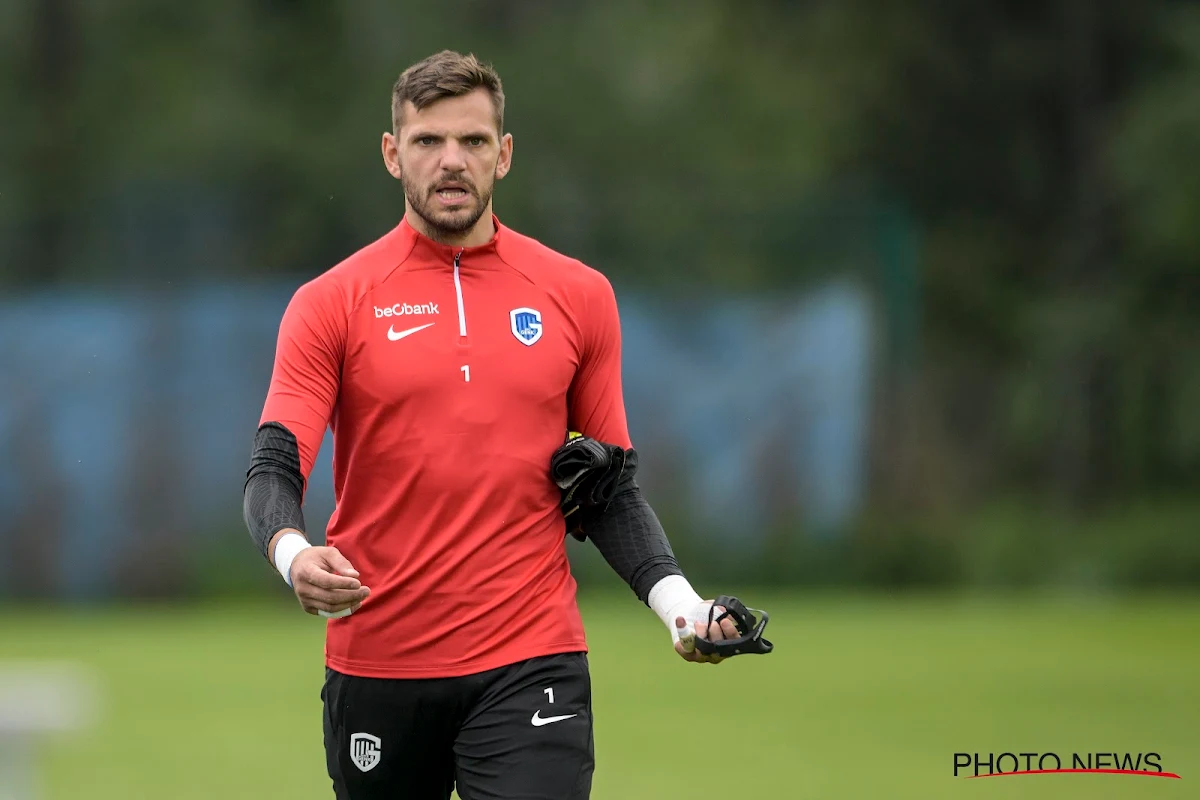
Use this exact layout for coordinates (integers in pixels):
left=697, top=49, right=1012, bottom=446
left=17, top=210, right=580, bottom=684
left=391, top=50, right=505, bottom=134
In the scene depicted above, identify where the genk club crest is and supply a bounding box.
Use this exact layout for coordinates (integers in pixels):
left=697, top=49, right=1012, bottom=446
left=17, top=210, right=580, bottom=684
left=350, top=732, right=382, bottom=772
left=510, top=307, right=543, bottom=346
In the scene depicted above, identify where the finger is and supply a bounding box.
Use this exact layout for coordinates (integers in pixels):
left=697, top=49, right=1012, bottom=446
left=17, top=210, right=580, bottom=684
left=676, top=644, right=718, bottom=664
left=718, top=615, right=741, bottom=640
left=298, top=580, right=369, bottom=601
left=324, top=591, right=368, bottom=611
left=696, top=607, right=725, bottom=641
left=311, top=587, right=370, bottom=608
left=710, top=606, right=730, bottom=639
left=324, top=547, right=360, bottom=579
left=304, top=596, right=359, bottom=615
left=298, top=586, right=370, bottom=610
left=304, top=566, right=363, bottom=592
left=695, top=618, right=724, bottom=642
left=675, top=616, right=696, bottom=653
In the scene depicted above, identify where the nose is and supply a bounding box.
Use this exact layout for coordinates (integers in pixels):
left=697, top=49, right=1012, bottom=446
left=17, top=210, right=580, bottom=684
left=439, top=140, right=468, bottom=173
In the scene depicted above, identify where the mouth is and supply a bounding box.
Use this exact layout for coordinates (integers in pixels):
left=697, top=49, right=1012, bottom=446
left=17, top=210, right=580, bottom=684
left=434, top=182, right=472, bottom=206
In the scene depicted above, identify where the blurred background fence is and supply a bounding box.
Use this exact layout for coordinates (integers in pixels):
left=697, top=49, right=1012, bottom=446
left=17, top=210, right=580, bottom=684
left=2, top=0, right=1199, bottom=601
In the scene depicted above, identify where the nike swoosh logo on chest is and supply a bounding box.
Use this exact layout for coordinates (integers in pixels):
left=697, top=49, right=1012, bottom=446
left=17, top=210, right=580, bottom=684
left=387, top=323, right=435, bottom=341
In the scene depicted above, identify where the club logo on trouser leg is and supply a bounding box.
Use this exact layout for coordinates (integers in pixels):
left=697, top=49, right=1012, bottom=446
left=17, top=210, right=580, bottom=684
left=350, top=733, right=381, bottom=772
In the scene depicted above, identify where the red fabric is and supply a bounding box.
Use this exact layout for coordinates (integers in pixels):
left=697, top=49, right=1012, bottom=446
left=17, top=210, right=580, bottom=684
left=259, top=216, right=631, bottom=678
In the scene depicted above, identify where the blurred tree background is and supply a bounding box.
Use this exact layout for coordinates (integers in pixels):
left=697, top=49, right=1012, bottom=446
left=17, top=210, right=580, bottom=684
left=2, top=0, right=1198, bottom=596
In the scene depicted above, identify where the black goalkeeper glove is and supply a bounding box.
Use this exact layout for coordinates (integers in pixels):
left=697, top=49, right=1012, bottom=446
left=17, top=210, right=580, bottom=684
left=549, top=433, right=628, bottom=541
left=688, top=595, right=775, bottom=658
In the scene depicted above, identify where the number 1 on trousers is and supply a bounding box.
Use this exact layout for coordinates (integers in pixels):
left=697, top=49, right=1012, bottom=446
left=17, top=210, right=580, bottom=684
left=461, top=365, right=470, bottom=382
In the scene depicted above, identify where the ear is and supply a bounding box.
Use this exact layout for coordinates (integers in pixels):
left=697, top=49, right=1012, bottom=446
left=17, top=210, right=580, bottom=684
left=495, top=132, right=513, bottom=181
left=381, top=132, right=403, bottom=180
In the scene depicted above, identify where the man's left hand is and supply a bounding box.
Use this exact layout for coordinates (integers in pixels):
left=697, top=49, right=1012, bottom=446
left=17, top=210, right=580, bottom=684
left=673, top=604, right=740, bottom=664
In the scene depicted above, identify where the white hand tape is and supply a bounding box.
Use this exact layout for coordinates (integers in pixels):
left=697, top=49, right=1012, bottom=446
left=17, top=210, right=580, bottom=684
left=318, top=607, right=353, bottom=619
left=273, top=532, right=312, bottom=588
left=676, top=620, right=696, bottom=652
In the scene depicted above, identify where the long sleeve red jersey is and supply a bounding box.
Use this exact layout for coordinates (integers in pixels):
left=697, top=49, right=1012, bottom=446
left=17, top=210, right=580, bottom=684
left=259, top=215, right=632, bottom=678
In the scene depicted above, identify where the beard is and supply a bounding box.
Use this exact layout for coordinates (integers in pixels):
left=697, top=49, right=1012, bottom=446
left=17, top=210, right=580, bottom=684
left=402, top=171, right=493, bottom=242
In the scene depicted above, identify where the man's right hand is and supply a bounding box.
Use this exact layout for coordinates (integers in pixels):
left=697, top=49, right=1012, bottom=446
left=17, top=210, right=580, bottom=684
left=289, top=546, right=371, bottom=617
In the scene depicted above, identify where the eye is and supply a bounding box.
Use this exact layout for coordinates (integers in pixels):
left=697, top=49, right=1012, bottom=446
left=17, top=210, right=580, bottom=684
left=467, top=137, right=484, bottom=147
left=418, top=136, right=436, bottom=146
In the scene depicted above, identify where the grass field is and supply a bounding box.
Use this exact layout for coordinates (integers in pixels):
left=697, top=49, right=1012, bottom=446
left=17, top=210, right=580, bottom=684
left=2, top=590, right=1198, bottom=799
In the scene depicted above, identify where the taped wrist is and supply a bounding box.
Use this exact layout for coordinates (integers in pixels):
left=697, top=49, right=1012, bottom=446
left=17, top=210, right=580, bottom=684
left=243, top=422, right=307, bottom=559
left=647, top=574, right=705, bottom=637
left=580, top=458, right=683, bottom=605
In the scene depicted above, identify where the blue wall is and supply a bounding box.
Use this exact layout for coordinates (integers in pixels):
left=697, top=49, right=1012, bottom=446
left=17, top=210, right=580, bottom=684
left=0, top=279, right=873, bottom=598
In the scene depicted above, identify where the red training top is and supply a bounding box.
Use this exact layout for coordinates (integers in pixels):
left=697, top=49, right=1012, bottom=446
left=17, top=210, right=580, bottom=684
left=258, top=215, right=632, bottom=678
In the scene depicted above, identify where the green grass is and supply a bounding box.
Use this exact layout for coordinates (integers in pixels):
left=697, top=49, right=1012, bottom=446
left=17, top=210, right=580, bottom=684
left=2, top=591, right=1198, bottom=799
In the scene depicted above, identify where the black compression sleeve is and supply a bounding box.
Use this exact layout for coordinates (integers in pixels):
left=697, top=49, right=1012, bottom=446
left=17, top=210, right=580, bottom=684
left=243, top=422, right=307, bottom=559
left=580, top=450, right=684, bottom=605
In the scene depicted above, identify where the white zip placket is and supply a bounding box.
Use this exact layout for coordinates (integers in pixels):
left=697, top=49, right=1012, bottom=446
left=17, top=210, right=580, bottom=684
left=452, top=249, right=468, bottom=338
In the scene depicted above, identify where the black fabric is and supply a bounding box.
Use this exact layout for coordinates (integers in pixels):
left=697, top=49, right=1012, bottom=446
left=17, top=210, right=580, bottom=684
left=550, top=436, right=627, bottom=539
left=321, top=652, right=594, bottom=799
left=578, top=457, right=683, bottom=605
left=550, top=436, right=615, bottom=490
left=242, top=421, right=307, bottom=559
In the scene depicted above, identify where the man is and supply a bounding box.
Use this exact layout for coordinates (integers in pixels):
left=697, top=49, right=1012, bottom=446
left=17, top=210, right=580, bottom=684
left=243, top=50, right=758, bottom=799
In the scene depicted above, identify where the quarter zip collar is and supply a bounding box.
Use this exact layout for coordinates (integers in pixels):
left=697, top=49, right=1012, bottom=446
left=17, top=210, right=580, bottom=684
left=395, top=213, right=505, bottom=270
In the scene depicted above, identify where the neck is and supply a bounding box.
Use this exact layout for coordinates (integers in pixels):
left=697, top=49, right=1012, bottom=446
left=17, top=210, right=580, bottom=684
left=405, top=206, right=496, bottom=248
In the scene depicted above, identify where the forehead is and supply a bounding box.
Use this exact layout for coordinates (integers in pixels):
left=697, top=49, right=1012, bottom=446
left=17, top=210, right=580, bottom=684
left=401, top=88, right=498, bottom=134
